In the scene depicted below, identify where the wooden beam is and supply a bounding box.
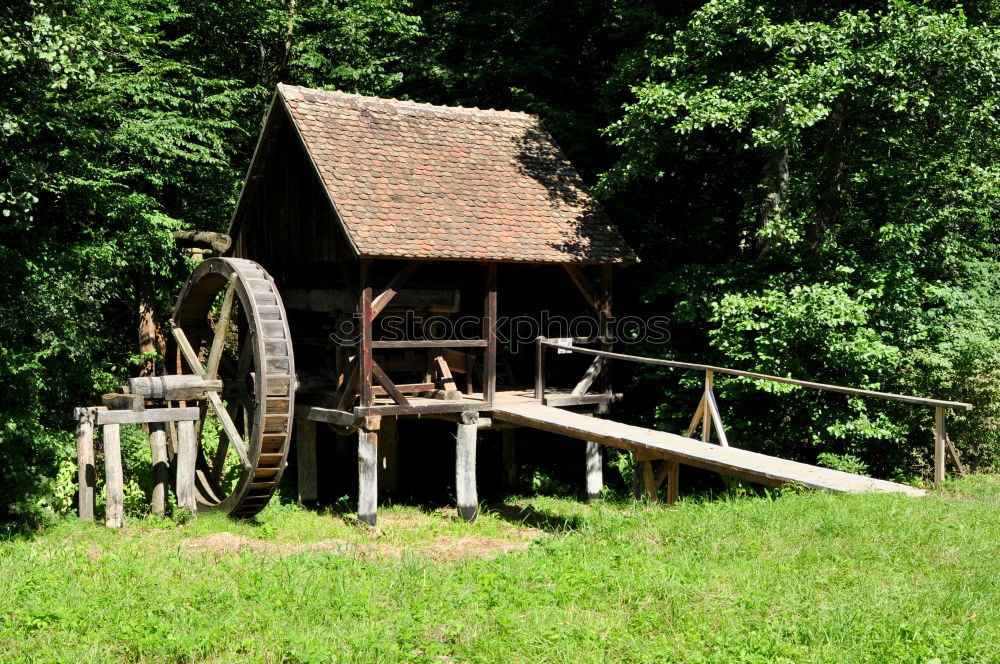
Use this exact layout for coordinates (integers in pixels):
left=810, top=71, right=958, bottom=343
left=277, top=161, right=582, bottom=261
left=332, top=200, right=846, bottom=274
left=336, top=357, right=359, bottom=412
left=483, top=263, right=498, bottom=404
left=571, top=356, right=605, bottom=397
left=354, top=401, right=482, bottom=417
left=176, top=419, right=197, bottom=513
left=585, top=440, right=602, bottom=500
left=170, top=320, right=205, bottom=377
left=126, top=375, right=222, bottom=401
left=97, top=407, right=201, bottom=425
left=371, top=361, right=410, bottom=406
left=360, top=260, right=374, bottom=407
left=206, top=274, right=238, bottom=378
left=934, top=405, right=945, bottom=488
left=295, top=405, right=361, bottom=428
left=945, top=434, right=967, bottom=477
left=371, top=261, right=422, bottom=318
left=149, top=423, right=168, bottom=516
left=74, top=407, right=100, bottom=522
left=456, top=413, right=479, bottom=522
left=372, top=339, right=488, bottom=349
left=205, top=391, right=252, bottom=470
left=563, top=265, right=600, bottom=313
left=103, top=423, right=124, bottom=528
left=102, top=393, right=144, bottom=411
left=358, top=426, right=378, bottom=525
left=707, top=389, right=729, bottom=447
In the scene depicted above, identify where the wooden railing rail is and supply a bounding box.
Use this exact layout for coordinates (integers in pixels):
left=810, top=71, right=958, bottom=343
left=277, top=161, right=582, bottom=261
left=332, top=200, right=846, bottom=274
left=534, top=337, right=971, bottom=487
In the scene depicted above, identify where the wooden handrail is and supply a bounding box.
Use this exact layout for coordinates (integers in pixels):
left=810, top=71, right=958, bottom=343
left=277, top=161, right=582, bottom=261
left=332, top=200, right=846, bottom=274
left=538, top=339, right=972, bottom=411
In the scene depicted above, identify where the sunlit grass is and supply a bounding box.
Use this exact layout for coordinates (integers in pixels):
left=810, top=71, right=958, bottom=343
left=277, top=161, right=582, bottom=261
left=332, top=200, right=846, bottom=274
left=2, top=476, right=999, bottom=662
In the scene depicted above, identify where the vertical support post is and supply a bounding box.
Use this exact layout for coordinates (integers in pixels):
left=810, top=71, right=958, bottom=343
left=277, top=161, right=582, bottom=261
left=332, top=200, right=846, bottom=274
left=148, top=422, right=169, bottom=516
left=641, top=458, right=657, bottom=502
left=585, top=441, right=603, bottom=501
left=297, top=418, right=318, bottom=504
left=501, top=428, right=518, bottom=488
left=934, top=406, right=946, bottom=488
left=360, top=259, right=374, bottom=408
left=702, top=370, right=714, bottom=443
left=665, top=461, right=679, bottom=505
left=599, top=265, right=613, bottom=399
left=175, top=419, right=197, bottom=513
left=378, top=416, right=399, bottom=496
left=103, top=422, right=124, bottom=528
left=358, top=421, right=379, bottom=526
left=534, top=337, right=546, bottom=401
left=74, top=407, right=97, bottom=522
left=483, top=263, right=498, bottom=404
left=456, top=411, right=479, bottom=522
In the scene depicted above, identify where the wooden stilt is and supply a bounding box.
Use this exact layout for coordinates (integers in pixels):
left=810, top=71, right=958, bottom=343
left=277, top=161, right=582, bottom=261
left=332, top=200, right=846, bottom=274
left=176, top=419, right=197, bottom=513
left=665, top=461, right=679, bottom=505
left=296, top=418, right=318, bottom=504
left=358, top=425, right=378, bottom=525
left=103, top=423, right=124, bottom=528
left=585, top=441, right=603, bottom=500
left=641, top=458, right=657, bottom=502
left=501, top=428, right=517, bottom=488
left=378, top=416, right=399, bottom=496
left=456, top=412, right=479, bottom=522
left=74, top=407, right=97, bottom=522
left=934, top=405, right=945, bottom=488
left=148, top=423, right=168, bottom=516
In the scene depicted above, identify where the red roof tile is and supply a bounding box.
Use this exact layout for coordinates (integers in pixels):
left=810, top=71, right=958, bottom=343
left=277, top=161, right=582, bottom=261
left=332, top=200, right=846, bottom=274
left=273, top=84, right=636, bottom=263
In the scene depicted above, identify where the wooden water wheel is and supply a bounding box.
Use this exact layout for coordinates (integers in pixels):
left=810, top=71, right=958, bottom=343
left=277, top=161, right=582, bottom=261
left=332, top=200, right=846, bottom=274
left=168, top=257, right=295, bottom=518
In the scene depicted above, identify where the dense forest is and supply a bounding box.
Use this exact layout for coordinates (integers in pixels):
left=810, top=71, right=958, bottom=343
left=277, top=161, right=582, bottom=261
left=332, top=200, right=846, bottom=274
left=4, top=0, right=1000, bottom=531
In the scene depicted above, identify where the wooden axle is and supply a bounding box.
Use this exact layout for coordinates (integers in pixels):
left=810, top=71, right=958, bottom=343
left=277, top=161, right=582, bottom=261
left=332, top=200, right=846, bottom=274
left=126, top=375, right=223, bottom=401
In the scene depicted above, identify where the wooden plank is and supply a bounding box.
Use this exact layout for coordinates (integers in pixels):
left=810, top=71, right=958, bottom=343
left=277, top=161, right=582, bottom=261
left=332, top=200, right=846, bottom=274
left=685, top=395, right=706, bottom=438
left=493, top=403, right=927, bottom=496
left=176, top=419, right=197, bottom=513
left=97, top=407, right=200, bottom=425
left=149, top=423, right=168, bottom=516
left=371, top=261, right=422, bottom=318
left=585, top=440, right=603, bottom=500
left=371, top=339, right=488, bottom=349
left=296, top=405, right=361, bottom=428
left=74, top=407, right=99, bottom=522
left=297, top=419, right=318, bottom=503
left=456, top=418, right=479, bottom=522
left=354, top=401, right=482, bottom=417
left=358, top=427, right=378, bottom=526
left=103, top=423, right=124, bottom=528
left=483, top=263, right=497, bottom=404
left=371, top=362, right=410, bottom=406
left=934, top=405, right=945, bottom=488
left=102, top=393, right=144, bottom=411
left=538, top=341, right=974, bottom=411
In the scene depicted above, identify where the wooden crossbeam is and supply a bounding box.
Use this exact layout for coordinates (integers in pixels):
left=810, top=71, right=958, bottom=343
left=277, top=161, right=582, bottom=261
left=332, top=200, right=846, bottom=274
left=372, top=361, right=410, bottom=406
left=563, top=265, right=600, bottom=313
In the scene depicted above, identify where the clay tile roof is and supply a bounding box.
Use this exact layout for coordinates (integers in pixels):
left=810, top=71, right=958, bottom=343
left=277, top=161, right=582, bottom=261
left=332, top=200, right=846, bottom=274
left=272, top=84, right=636, bottom=263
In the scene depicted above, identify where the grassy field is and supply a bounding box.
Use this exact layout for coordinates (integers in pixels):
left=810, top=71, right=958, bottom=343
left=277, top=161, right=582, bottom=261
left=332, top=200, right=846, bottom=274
left=2, top=477, right=1000, bottom=663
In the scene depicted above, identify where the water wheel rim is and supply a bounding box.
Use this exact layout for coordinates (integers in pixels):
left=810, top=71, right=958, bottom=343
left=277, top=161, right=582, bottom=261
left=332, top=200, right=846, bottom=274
left=171, top=257, right=295, bottom=518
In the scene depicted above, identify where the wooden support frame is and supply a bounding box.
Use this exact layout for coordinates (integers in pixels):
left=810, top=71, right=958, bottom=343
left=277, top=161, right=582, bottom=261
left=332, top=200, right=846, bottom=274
left=456, top=411, right=479, bottom=522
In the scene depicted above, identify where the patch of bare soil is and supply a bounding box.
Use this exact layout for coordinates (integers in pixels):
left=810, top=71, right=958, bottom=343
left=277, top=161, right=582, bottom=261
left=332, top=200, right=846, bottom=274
left=180, top=531, right=534, bottom=562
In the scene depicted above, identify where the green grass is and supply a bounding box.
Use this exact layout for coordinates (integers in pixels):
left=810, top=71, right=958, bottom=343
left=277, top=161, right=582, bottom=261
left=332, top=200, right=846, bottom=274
left=3, top=477, right=1000, bottom=663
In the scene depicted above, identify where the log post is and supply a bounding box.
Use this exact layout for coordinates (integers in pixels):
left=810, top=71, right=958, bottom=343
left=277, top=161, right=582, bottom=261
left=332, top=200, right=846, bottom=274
left=501, top=428, right=517, bottom=489
left=74, top=407, right=97, bottom=522
left=297, top=418, right=318, bottom=504
left=934, top=406, right=946, bottom=488
left=149, top=423, right=169, bottom=516
left=585, top=441, right=603, bottom=501
left=103, top=423, right=124, bottom=528
left=358, top=420, right=380, bottom=526
left=175, top=419, right=197, bottom=513
left=456, top=411, right=479, bottom=522
left=378, top=416, right=399, bottom=496
left=665, top=461, right=679, bottom=505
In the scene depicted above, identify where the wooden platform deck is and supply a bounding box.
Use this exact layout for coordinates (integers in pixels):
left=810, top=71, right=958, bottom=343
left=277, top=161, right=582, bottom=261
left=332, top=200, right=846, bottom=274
left=491, top=402, right=926, bottom=496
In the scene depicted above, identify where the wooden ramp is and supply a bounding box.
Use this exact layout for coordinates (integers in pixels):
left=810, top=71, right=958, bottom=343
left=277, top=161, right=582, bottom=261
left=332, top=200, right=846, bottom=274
left=492, top=403, right=926, bottom=496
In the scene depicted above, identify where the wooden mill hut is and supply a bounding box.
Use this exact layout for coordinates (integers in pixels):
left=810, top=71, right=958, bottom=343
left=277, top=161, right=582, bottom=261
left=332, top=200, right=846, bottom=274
left=227, top=84, right=637, bottom=522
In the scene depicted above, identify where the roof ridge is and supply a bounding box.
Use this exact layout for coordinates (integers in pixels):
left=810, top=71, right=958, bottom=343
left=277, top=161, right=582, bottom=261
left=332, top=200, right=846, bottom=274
left=277, top=83, right=539, bottom=123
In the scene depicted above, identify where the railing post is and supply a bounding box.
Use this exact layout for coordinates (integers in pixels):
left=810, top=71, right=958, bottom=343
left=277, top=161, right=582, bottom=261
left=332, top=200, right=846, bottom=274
left=934, top=406, right=945, bottom=488
left=534, top=336, right=546, bottom=401
left=702, top=370, right=714, bottom=443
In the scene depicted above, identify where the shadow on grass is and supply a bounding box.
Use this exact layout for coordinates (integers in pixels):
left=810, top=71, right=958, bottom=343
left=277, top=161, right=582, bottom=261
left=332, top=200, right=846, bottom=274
left=484, top=502, right=588, bottom=533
